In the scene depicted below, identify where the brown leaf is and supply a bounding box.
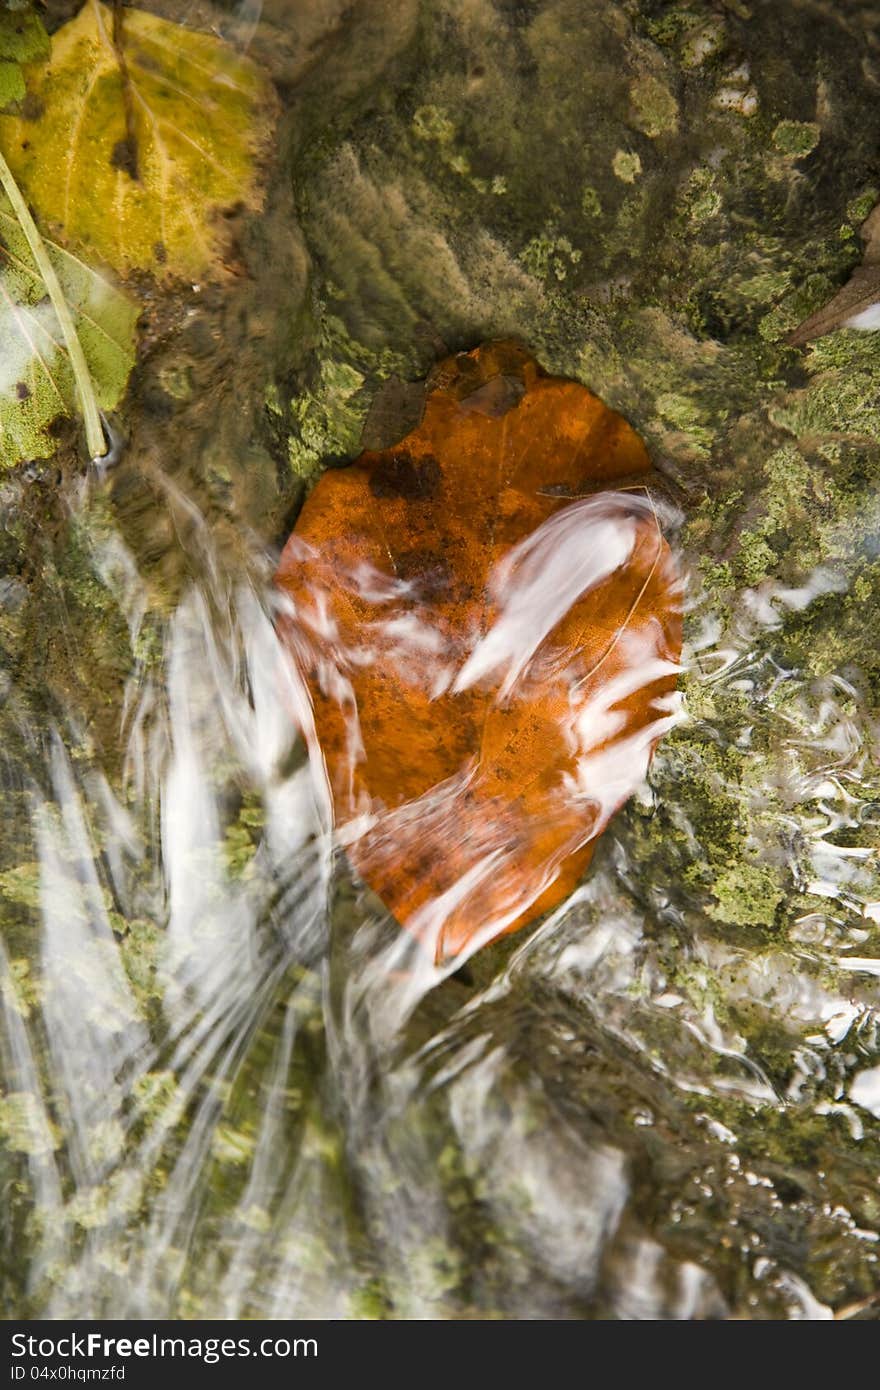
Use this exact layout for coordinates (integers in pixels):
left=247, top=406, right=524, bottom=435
left=275, top=341, right=683, bottom=964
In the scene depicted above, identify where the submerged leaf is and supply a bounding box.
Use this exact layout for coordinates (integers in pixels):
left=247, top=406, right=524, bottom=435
left=0, top=0, right=276, bottom=281
left=0, top=190, right=138, bottom=467
left=276, top=342, right=683, bottom=964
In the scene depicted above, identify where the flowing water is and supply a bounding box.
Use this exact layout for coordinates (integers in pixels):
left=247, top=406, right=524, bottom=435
left=3, top=0, right=880, bottom=1322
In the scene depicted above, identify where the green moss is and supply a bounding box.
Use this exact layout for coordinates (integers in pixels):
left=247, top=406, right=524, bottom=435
left=280, top=295, right=424, bottom=479
left=0, top=956, right=40, bottom=1020
left=772, top=333, right=880, bottom=440
left=629, top=73, right=679, bottom=138
left=735, top=532, right=777, bottom=586
left=287, top=355, right=367, bottom=477
left=157, top=362, right=194, bottom=402
left=0, top=1091, right=58, bottom=1156
left=654, top=391, right=714, bottom=449
left=132, top=1071, right=184, bottom=1126
left=0, top=862, right=40, bottom=909
left=684, top=167, right=722, bottom=224
left=680, top=20, right=724, bottom=68
left=118, top=920, right=163, bottom=1005
left=642, top=5, right=703, bottom=48
left=580, top=185, right=601, bottom=218
left=771, top=120, right=820, bottom=158
left=221, top=795, right=267, bottom=881
left=847, top=189, right=878, bottom=224
left=708, top=863, right=785, bottom=929
left=211, top=1124, right=257, bottom=1167
left=349, top=1279, right=390, bottom=1320
left=412, top=104, right=456, bottom=144
left=612, top=148, right=642, bottom=183
left=520, top=231, right=582, bottom=282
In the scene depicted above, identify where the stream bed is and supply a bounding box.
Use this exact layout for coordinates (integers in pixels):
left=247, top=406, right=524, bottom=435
left=2, top=0, right=880, bottom=1319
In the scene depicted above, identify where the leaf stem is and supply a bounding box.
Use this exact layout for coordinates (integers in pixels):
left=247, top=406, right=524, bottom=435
left=0, top=147, right=106, bottom=458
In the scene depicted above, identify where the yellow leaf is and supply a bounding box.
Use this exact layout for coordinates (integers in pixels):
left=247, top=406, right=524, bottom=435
left=0, top=0, right=276, bottom=282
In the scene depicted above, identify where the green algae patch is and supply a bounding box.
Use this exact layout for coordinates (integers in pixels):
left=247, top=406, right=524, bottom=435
left=412, top=104, right=456, bottom=145
left=772, top=120, right=820, bottom=158
left=708, top=863, right=785, bottom=929
left=0, top=861, right=40, bottom=909
left=628, top=73, right=679, bottom=138
left=612, top=149, right=642, bottom=183
left=0, top=1090, right=58, bottom=1156
left=520, top=231, right=582, bottom=282
left=287, top=356, right=367, bottom=480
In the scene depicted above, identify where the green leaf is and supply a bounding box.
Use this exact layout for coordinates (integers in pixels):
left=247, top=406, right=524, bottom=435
left=0, top=5, right=49, bottom=112
left=0, top=0, right=276, bottom=282
left=0, top=190, right=138, bottom=468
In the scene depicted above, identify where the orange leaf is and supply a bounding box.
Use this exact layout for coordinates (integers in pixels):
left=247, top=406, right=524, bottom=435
left=275, top=342, right=683, bottom=965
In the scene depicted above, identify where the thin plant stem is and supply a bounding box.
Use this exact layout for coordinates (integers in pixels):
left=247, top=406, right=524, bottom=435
left=0, top=148, right=106, bottom=458
left=573, top=488, right=664, bottom=691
